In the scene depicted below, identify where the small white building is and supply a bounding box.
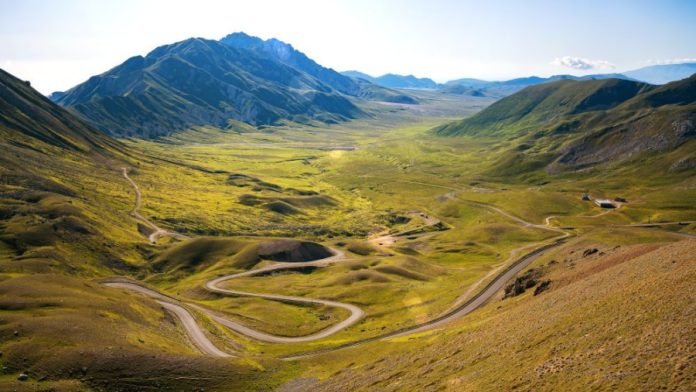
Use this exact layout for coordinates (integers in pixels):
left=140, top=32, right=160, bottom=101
left=595, top=199, right=616, bottom=209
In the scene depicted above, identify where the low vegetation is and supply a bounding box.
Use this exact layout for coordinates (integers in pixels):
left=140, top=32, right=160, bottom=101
left=0, top=66, right=693, bottom=390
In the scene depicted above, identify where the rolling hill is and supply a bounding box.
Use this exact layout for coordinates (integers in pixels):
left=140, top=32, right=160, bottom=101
left=53, top=36, right=366, bottom=138
left=434, top=75, right=696, bottom=175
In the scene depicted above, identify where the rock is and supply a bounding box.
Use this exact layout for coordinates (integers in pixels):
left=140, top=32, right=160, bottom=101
left=13, top=330, right=19, bottom=336
left=17, top=372, right=29, bottom=381
left=504, top=280, right=527, bottom=298
left=669, top=156, right=696, bottom=172
left=582, top=248, right=598, bottom=257
left=504, top=268, right=544, bottom=298
left=534, top=280, right=552, bottom=296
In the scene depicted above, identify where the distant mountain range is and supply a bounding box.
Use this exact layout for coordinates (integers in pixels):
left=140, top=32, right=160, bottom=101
left=342, top=71, right=439, bottom=89
left=51, top=33, right=414, bottom=138
left=47, top=31, right=696, bottom=139
left=622, top=63, right=696, bottom=84
left=342, top=63, right=696, bottom=98
left=434, top=75, right=696, bottom=175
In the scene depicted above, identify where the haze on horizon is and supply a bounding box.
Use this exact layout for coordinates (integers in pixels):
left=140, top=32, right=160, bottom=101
left=1, top=0, right=695, bottom=94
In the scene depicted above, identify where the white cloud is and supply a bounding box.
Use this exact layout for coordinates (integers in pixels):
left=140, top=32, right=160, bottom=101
left=644, top=58, right=696, bottom=65
left=552, top=56, right=615, bottom=71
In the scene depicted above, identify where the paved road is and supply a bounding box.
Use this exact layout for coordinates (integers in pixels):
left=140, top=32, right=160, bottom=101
left=104, top=282, right=231, bottom=357
left=202, top=248, right=365, bottom=343
left=282, top=239, right=566, bottom=360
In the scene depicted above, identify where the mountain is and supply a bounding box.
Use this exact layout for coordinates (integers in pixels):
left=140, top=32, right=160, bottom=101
left=341, top=70, right=374, bottom=82
left=439, top=84, right=488, bottom=97
left=345, top=63, right=696, bottom=101
left=623, top=62, right=696, bottom=85
left=440, top=63, right=696, bottom=97
left=0, top=68, right=122, bottom=155
left=443, top=74, right=636, bottom=98
left=216, top=35, right=418, bottom=104
left=342, top=71, right=440, bottom=89
left=220, top=32, right=361, bottom=96
left=444, top=77, right=490, bottom=87
left=350, top=78, right=419, bottom=104
left=434, top=76, right=696, bottom=175
left=53, top=37, right=363, bottom=138
left=0, top=67, right=132, bottom=270
left=436, top=78, right=652, bottom=135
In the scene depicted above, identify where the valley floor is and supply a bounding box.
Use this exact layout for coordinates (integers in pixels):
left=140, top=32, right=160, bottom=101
left=1, top=104, right=694, bottom=391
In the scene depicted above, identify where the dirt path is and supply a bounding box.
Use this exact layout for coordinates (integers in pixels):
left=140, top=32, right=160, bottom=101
left=368, top=211, right=443, bottom=248
left=282, top=239, right=566, bottom=360
left=114, top=168, right=366, bottom=354
left=114, top=170, right=570, bottom=357
left=122, top=167, right=189, bottom=243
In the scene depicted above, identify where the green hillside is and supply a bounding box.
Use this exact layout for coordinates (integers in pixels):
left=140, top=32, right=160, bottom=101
left=434, top=76, right=696, bottom=176
left=434, top=78, right=652, bottom=135
left=1, top=57, right=695, bottom=391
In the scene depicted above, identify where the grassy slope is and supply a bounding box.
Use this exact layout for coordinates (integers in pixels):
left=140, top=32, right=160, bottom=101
left=433, top=75, right=696, bottom=179
left=433, top=78, right=650, bottom=135
left=0, top=70, right=297, bottom=390
left=299, top=236, right=695, bottom=391
left=1, top=67, right=694, bottom=390
left=110, top=119, right=693, bottom=363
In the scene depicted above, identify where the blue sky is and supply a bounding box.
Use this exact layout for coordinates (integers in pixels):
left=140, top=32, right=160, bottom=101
left=1, top=0, right=695, bottom=93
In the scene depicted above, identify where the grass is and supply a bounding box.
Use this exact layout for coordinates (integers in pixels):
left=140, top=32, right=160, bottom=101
left=295, top=236, right=695, bottom=391
left=2, top=83, right=694, bottom=389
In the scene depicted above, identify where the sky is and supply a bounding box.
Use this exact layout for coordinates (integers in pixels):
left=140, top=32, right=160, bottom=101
left=1, top=0, right=695, bottom=94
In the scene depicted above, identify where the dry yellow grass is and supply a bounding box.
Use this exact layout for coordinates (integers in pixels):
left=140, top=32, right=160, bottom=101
left=294, top=239, right=696, bottom=391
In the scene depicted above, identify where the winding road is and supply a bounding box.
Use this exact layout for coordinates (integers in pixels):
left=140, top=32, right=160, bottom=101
left=202, top=250, right=365, bottom=343
left=114, top=168, right=366, bottom=348
left=104, top=281, right=231, bottom=357
left=104, top=246, right=364, bottom=349
left=109, top=168, right=692, bottom=359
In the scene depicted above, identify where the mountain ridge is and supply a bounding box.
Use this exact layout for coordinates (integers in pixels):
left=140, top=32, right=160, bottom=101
left=0, top=68, right=122, bottom=155
left=53, top=36, right=366, bottom=138
left=344, top=63, right=695, bottom=98
left=342, top=71, right=439, bottom=89
left=434, top=75, right=696, bottom=175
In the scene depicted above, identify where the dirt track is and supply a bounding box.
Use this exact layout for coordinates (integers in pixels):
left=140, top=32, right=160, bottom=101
left=122, top=167, right=189, bottom=243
